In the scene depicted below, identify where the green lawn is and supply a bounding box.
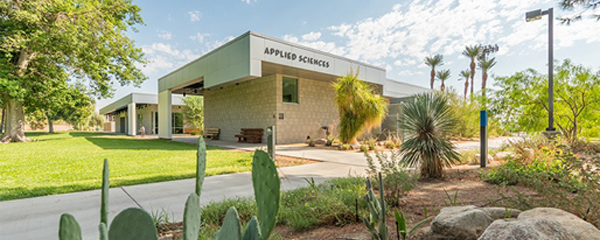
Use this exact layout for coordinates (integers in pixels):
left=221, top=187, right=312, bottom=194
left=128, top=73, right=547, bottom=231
left=0, top=132, right=254, bottom=201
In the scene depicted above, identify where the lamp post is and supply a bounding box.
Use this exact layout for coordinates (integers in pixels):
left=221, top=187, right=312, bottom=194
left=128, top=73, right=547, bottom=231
left=526, top=8, right=558, bottom=135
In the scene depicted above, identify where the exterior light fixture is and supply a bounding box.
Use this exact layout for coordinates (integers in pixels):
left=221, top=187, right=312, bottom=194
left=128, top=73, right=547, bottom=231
left=525, top=8, right=558, bottom=135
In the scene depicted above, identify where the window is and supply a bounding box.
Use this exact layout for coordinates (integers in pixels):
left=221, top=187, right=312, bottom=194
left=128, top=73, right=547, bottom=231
left=172, top=113, right=184, bottom=134
left=282, top=77, right=298, bottom=104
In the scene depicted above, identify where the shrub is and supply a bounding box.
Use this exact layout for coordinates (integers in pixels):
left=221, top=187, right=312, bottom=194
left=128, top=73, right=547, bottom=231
left=365, top=151, right=418, bottom=207
left=365, top=137, right=377, bottom=150
left=339, top=144, right=352, bottom=150
left=485, top=143, right=600, bottom=227
left=278, top=177, right=367, bottom=230
left=307, top=139, right=316, bottom=147
left=360, top=145, right=369, bottom=152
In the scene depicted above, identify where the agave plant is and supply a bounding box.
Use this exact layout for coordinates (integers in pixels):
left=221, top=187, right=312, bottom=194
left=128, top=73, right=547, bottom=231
left=399, top=93, right=460, bottom=178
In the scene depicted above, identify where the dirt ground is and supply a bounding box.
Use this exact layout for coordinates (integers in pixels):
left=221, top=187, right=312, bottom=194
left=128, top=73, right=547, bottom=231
left=276, top=163, right=538, bottom=240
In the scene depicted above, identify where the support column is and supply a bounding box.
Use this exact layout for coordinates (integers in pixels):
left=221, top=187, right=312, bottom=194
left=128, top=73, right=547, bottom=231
left=128, top=103, right=136, bottom=136
left=158, top=90, right=172, bottom=139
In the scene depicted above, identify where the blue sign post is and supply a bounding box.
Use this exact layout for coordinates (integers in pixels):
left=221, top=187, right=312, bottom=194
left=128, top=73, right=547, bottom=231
left=480, top=110, right=488, bottom=168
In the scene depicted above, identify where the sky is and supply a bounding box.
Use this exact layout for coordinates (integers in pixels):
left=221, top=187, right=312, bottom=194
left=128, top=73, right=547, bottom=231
left=96, top=0, right=600, bottom=110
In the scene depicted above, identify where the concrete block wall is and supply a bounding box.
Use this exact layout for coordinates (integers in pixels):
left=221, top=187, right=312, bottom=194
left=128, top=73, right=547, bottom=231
left=276, top=75, right=339, bottom=144
left=204, top=74, right=277, bottom=142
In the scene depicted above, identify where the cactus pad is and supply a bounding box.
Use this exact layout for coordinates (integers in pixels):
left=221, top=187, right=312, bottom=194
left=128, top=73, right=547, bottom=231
left=108, top=208, right=158, bottom=240
left=251, top=150, right=280, bottom=239
left=99, top=222, right=108, bottom=240
left=196, top=137, right=207, bottom=198
left=214, top=207, right=242, bottom=240
left=183, top=193, right=201, bottom=240
left=59, top=214, right=82, bottom=240
left=101, top=159, right=109, bottom=226
left=242, top=216, right=262, bottom=240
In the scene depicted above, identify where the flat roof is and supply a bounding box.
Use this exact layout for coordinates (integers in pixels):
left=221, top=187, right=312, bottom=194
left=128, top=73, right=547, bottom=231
left=157, top=30, right=428, bottom=98
left=99, top=93, right=185, bottom=115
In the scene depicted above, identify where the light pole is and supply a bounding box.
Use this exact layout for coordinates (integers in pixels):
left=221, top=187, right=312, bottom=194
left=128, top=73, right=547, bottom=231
left=526, top=8, right=558, bottom=135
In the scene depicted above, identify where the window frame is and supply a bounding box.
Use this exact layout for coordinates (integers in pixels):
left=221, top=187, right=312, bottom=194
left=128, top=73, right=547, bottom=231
left=282, top=76, right=299, bottom=104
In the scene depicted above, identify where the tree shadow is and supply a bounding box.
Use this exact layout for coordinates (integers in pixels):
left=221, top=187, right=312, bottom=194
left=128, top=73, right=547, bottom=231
left=68, top=132, right=196, bottom=151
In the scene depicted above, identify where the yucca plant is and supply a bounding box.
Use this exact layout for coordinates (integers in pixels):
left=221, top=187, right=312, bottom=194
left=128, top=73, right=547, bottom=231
left=333, top=69, right=388, bottom=145
left=399, top=93, right=460, bottom=178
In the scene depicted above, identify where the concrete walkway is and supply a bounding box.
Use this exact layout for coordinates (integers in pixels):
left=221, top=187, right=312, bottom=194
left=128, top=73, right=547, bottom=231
left=0, top=137, right=515, bottom=240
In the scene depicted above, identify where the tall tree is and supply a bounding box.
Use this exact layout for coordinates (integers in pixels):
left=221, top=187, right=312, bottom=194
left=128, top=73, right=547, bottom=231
left=436, top=69, right=451, bottom=92
left=491, top=59, right=600, bottom=142
left=459, top=70, right=471, bottom=101
left=462, top=45, right=481, bottom=95
left=559, top=0, right=600, bottom=24
left=478, top=57, right=497, bottom=101
left=424, top=54, right=444, bottom=90
left=0, top=0, right=146, bottom=142
left=334, top=70, right=388, bottom=145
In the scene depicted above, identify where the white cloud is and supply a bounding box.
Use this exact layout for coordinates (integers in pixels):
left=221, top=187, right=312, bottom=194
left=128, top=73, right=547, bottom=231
left=203, top=36, right=235, bottom=53
left=283, top=34, right=345, bottom=56
left=190, top=33, right=209, bottom=43
left=241, top=0, right=256, bottom=4
left=302, top=32, right=321, bottom=41
left=141, top=43, right=200, bottom=75
left=157, top=30, right=172, bottom=40
left=188, top=10, right=201, bottom=22
left=397, top=70, right=424, bottom=76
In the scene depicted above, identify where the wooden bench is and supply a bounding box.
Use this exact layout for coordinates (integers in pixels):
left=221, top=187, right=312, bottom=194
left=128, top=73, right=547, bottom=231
left=203, top=128, right=220, bottom=140
left=235, top=128, right=264, bottom=143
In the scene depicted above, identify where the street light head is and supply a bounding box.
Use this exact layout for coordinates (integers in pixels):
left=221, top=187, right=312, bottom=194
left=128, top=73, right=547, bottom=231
left=526, top=9, right=543, bottom=22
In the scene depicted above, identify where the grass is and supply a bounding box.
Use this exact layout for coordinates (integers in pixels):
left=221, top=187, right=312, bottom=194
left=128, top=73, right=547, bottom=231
left=198, top=177, right=368, bottom=237
left=0, top=132, right=254, bottom=201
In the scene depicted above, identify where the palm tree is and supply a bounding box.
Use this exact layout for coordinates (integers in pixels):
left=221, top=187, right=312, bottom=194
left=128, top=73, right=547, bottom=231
left=333, top=70, right=388, bottom=145
left=478, top=57, right=497, bottom=99
left=436, top=69, right=451, bottom=92
left=399, top=93, right=460, bottom=179
left=462, top=45, right=481, bottom=95
left=459, top=70, right=470, bottom=101
left=424, top=54, right=444, bottom=90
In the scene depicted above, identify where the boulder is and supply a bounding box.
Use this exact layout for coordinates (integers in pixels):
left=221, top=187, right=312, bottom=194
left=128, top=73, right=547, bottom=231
left=431, top=206, right=521, bottom=240
left=493, top=151, right=516, bottom=161
left=314, top=139, right=327, bottom=145
left=479, top=208, right=600, bottom=240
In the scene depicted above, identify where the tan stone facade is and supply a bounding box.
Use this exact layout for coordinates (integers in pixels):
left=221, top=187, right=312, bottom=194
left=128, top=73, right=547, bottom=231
left=275, top=75, right=339, bottom=143
left=204, top=74, right=278, bottom=143
left=203, top=73, right=348, bottom=144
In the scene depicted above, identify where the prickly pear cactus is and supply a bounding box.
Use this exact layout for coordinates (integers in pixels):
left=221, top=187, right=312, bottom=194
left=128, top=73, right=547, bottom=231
left=101, top=159, right=109, bottom=226
left=99, top=222, right=108, bottom=240
left=251, top=150, right=280, bottom=239
left=59, top=214, right=82, bottom=240
left=214, top=207, right=243, bottom=240
left=108, top=208, right=158, bottom=240
left=242, top=216, right=262, bottom=240
left=183, top=193, right=201, bottom=240
left=196, top=137, right=207, bottom=198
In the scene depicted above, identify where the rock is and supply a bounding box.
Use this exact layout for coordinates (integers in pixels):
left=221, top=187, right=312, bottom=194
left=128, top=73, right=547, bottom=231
left=469, top=154, right=494, bottom=165
left=493, top=151, right=516, bottom=161
left=314, top=139, right=326, bottom=145
left=478, top=218, right=576, bottom=240
left=480, top=207, right=522, bottom=219
left=431, top=206, right=520, bottom=240
left=479, top=208, right=600, bottom=240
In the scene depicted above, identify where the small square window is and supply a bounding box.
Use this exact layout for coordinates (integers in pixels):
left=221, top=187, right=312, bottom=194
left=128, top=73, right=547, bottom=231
left=282, top=77, right=298, bottom=104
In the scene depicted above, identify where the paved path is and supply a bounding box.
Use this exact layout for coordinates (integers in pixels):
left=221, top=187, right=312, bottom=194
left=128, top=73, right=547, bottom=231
left=0, top=137, right=515, bottom=240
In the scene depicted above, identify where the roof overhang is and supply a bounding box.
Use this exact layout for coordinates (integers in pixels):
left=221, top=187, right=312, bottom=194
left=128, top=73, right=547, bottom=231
left=99, top=93, right=185, bottom=115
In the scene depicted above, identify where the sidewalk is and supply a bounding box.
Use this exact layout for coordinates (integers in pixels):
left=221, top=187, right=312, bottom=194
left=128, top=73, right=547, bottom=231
left=0, top=137, right=514, bottom=239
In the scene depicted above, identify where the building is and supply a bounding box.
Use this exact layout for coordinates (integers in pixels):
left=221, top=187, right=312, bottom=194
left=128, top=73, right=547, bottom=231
left=155, top=31, right=428, bottom=143
left=99, top=93, right=187, bottom=136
